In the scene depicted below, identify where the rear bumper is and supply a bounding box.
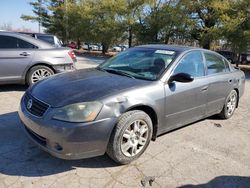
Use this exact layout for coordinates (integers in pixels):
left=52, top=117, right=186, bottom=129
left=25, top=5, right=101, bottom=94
left=53, top=63, right=76, bottom=73
left=18, top=97, right=117, bottom=160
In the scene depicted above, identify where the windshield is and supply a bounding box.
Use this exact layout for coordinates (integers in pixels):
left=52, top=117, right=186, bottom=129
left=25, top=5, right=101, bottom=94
left=99, top=48, right=176, bottom=80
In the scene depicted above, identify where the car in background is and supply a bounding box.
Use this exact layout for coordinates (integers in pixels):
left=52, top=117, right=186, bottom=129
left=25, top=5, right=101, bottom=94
left=0, top=31, right=76, bottom=85
left=112, top=45, right=122, bottom=52
left=19, top=32, right=63, bottom=47
left=82, top=43, right=100, bottom=51
left=96, top=44, right=103, bottom=51
left=120, top=44, right=128, bottom=51
left=67, top=41, right=77, bottom=49
left=82, top=42, right=89, bottom=50
left=216, top=50, right=237, bottom=64
left=19, top=44, right=245, bottom=164
left=89, top=44, right=99, bottom=51
left=240, top=52, right=250, bottom=65
left=112, top=45, right=128, bottom=52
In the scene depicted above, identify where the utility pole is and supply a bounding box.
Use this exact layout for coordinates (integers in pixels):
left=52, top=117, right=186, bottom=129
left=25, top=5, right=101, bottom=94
left=65, top=0, right=69, bottom=43
left=38, top=0, right=42, bottom=33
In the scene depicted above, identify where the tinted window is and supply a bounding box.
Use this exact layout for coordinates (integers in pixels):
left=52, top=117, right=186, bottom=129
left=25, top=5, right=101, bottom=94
left=205, top=53, right=226, bottom=75
left=173, top=51, right=205, bottom=77
left=37, top=35, right=54, bottom=45
left=0, top=36, right=18, bottom=48
left=0, top=35, right=37, bottom=49
left=17, top=39, right=37, bottom=48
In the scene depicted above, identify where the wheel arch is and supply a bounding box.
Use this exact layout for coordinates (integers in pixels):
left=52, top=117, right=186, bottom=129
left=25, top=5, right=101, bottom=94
left=126, top=105, right=158, bottom=141
left=234, top=88, right=239, bottom=108
left=24, top=62, right=56, bottom=84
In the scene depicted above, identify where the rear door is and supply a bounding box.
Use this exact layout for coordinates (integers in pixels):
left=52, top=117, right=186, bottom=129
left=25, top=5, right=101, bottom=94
left=0, top=35, right=36, bottom=82
left=203, top=52, right=234, bottom=116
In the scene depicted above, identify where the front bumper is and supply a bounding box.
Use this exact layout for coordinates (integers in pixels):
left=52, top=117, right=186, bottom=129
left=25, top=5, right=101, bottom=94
left=18, top=96, right=117, bottom=160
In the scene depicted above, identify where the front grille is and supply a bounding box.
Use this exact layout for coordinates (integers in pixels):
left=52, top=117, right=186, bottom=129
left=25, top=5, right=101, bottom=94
left=24, top=93, right=49, bottom=117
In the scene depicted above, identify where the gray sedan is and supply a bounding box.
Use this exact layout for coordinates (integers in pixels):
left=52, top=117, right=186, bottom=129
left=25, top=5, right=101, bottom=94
left=0, top=32, right=76, bottom=85
left=18, top=45, right=245, bottom=164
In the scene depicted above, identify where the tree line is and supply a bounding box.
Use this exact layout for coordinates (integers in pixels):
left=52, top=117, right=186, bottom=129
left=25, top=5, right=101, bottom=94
left=21, top=0, right=249, bottom=54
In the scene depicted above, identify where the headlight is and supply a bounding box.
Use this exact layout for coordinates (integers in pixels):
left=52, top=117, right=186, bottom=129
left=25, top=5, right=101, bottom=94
left=52, top=101, right=103, bottom=123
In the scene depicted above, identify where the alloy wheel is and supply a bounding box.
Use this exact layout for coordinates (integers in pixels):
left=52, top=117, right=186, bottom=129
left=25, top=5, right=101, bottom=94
left=121, top=120, right=149, bottom=157
left=31, top=69, right=52, bottom=83
left=226, top=92, right=237, bottom=116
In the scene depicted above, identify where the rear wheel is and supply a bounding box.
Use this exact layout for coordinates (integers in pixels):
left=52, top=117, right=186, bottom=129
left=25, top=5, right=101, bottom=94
left=219, top=90, right=238, bottom=119
left=107, top=110, right=153, bottom=164
left=27, top=65, right=54, bottom=85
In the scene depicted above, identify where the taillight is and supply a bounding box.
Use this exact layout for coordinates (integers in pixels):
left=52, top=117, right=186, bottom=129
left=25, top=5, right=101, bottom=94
left=68, top=51, right=76, bottom=62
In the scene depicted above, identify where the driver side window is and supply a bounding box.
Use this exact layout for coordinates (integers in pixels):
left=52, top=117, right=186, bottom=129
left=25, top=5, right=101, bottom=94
left=173, top=51, right=205, bottom=77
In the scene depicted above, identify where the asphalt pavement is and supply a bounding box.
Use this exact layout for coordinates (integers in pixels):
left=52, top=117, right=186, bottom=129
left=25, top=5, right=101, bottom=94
left=76, top=55, right=107, bottom=66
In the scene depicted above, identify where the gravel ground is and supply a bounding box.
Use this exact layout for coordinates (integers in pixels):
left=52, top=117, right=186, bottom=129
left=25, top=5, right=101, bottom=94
left=0, top=59, right=249, bottom=188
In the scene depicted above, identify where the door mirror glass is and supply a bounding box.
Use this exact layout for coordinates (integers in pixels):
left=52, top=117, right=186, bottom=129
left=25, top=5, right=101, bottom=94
left=168, top=73, right=194, bottom=83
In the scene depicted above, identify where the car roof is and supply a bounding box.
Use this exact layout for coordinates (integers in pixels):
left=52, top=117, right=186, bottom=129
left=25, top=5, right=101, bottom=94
left=136, top=44, right=231, bottom=62
left=0, top=31, right=54, bottom=49
left=19, top=32, right=54, bottom=37
left=137, top=44, right=199, bottom=53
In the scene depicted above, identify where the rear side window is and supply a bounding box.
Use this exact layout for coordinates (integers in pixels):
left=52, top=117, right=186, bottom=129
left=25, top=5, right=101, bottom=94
left=0, top=35, right=37, bottom=49
left=37, top=35, right=54, bottom=45
left=173, top=51, right=205, bottom=77
left=17, top=39, right=37, bottom=49
left=204, top=53, right=227, bottom=75
left=0, top=35, right=17, bottom=48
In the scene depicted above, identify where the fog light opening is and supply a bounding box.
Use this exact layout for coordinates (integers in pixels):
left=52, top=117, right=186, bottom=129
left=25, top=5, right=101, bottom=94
left=53, top=143, right=63, bottom=151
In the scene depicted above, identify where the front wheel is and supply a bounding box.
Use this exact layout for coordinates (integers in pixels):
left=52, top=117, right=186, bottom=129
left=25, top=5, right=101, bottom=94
left=107, top=110, right=153, bottom=164
left=219, top=90, right=238, bottom=119
left=26, top=65, right=54, bottom=85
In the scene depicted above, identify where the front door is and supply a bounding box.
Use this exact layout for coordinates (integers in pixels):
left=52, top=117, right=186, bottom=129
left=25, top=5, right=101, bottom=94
left=0, top=35, right=36, bottom=82
left=163, top=50, right=208, bottom=131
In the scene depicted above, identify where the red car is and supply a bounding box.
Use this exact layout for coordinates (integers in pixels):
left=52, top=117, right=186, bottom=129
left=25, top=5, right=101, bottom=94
left=67, top=41, right=77, bottom=49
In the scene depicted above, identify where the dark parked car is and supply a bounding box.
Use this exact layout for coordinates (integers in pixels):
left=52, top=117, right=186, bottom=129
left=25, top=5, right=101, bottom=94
left=240, top=52, right=250, bottom=65
left=19, top=45, right=245, bottom=164
left=0, top=32, right=76, bottom=85
left=216, top=50, right=237, bottom=63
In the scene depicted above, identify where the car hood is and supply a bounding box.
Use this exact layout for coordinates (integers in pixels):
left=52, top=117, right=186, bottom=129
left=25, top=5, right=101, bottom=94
left=29, top=68, right=149, bottom=107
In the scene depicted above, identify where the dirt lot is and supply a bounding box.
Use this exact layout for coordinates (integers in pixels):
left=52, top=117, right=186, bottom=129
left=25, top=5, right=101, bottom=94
left=0, top=61, right=249, bottom=188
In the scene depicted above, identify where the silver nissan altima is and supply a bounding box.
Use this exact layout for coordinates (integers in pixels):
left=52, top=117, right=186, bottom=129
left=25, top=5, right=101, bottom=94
left=19, top=45, right=245, bottom=164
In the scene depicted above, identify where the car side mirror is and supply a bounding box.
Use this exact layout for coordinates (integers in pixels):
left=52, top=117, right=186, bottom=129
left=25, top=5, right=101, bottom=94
left=168, top=73, right=194, bottom=83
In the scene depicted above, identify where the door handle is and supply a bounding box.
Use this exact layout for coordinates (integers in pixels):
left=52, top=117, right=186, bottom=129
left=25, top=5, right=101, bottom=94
left=201, top=86, right=208, bottom=92
left=20, top=52, right=30, bottom=56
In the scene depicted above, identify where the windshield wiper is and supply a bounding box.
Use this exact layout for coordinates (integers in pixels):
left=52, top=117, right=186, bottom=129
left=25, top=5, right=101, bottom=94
left=102, top=68, right=135, bottom=79
left=96, top=67, right=106, bottom=72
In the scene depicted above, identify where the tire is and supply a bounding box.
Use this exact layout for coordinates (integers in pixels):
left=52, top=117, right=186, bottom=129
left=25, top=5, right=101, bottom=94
left=219, top=90, right=238, bottom=119
left=107, top=110, right=153, bottom=165
left=26, top=65, right=54, bottom=85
